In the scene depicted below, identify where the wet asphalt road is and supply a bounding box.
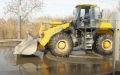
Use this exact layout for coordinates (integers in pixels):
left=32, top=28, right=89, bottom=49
left=0, top=42, right=120, bottom=75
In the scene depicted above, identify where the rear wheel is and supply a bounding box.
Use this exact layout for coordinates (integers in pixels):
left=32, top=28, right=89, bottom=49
left=95, top=34, right=113, bottom=55
left=49, top=33, right=73, bottom=57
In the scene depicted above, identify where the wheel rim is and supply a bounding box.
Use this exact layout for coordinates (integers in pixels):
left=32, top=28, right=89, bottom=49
left=56, top=40, right=68, bottom=52
left=102, top=39, right=112, bottom=51
left=57, top=64, right=66, bottom=73
left=57, top=62, right=67, bottom=73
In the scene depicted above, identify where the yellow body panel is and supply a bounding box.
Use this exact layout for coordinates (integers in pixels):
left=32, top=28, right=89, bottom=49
left=96, top=21, right=113, bottom=35
left=37, top=23, right=70, bottom=50
left=50, top=21, right=63, bottom=25
left=98, top=22, right=113, bottom=28
left=76, top=3, right=97, bottom=7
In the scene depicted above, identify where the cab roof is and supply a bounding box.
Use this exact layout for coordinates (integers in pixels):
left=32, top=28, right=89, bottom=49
left=76, top=3, right=97, bottom=7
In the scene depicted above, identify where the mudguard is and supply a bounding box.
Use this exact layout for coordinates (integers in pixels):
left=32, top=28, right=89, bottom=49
left=37, top=22, right=70, bottom=50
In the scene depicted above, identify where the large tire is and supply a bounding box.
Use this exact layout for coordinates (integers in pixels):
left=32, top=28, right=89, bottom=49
left=49, top=33, right=73, bottom=57
left=92, top=34, right=100, bottom=52
left=45, top=43, right=50, bottom=50
left=95, top=34, right=113, bottom=55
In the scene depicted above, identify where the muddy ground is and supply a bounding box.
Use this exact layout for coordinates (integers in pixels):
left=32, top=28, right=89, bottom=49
left=0, top=42, right=120, bottom=75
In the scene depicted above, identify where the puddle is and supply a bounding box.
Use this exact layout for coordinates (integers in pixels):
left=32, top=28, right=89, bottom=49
left=0, top=42, right=120, bottom=75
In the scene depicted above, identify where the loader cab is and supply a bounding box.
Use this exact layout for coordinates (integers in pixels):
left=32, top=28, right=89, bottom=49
left=72, top=4, right=101, bottom=29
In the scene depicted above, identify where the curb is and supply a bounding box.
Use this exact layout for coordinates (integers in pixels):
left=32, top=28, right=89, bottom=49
left=0, top=39, right=23, bottom=42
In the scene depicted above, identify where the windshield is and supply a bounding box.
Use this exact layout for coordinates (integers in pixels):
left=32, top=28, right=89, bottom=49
left=73, top=7, right=85, bottom=20
left=73, top=7, right=80, bottom=20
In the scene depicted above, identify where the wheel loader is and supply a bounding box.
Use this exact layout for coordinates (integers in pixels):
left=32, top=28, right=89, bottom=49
left=14, top=3, right=114, bottom=57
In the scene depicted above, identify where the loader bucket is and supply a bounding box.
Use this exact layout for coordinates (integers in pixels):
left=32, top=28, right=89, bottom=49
left=14, top=33, right=38, bottom=55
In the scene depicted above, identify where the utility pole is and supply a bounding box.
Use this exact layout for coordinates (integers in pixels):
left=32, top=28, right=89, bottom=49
left=18, top=0, right=21, bottom=39
left=111, top=12, right=120, bottom=75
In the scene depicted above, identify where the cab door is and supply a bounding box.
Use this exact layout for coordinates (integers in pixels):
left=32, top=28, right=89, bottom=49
left=90, top=6, right=101, bottom=27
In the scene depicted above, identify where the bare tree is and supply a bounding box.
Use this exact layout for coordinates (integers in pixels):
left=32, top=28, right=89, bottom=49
left=117, top=0, right=120, bottom=11
left=4, top=0, right=44, bottom=20
left=101, top=9, right=113, bottom=19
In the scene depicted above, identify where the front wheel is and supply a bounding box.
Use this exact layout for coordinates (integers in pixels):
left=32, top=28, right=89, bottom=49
left=49, top=33, right=73, bottom=57
left=95, top=34, right=113, bottom=55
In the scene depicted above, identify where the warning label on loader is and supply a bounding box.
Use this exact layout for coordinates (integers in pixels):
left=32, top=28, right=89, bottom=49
left=50, top=26, right=63, bottom=35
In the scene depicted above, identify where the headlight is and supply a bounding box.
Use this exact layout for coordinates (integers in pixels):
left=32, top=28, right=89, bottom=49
left=86, top=33, right=91, bottom=37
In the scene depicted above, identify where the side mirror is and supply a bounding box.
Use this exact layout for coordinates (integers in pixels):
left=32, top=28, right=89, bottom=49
left=100, top=10, right=104, bottom=19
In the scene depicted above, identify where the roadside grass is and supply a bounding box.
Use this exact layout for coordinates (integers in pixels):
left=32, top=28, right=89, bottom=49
left=0, top=16, right=73, bottom=39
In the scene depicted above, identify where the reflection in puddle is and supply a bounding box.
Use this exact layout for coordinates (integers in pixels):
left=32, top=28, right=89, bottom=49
left=15, top=55, right=113, bottom=75
left=16, top=55, right=49, bottom=75
left=0, top=42, right=120, bottom=75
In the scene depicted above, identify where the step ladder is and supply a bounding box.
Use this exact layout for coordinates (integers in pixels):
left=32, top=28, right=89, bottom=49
left=84, top=28, right=93, bottom=49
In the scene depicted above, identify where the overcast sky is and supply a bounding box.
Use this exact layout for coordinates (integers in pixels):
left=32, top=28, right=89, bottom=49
left=0, top=0, right=119, bottom=19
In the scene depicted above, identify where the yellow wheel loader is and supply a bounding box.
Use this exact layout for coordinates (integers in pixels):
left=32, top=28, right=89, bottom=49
left=14, top=3, right=114, bottom=57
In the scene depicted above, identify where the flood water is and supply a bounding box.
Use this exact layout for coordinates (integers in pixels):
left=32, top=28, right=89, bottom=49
left=0, top=42, right=120, bottom=75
